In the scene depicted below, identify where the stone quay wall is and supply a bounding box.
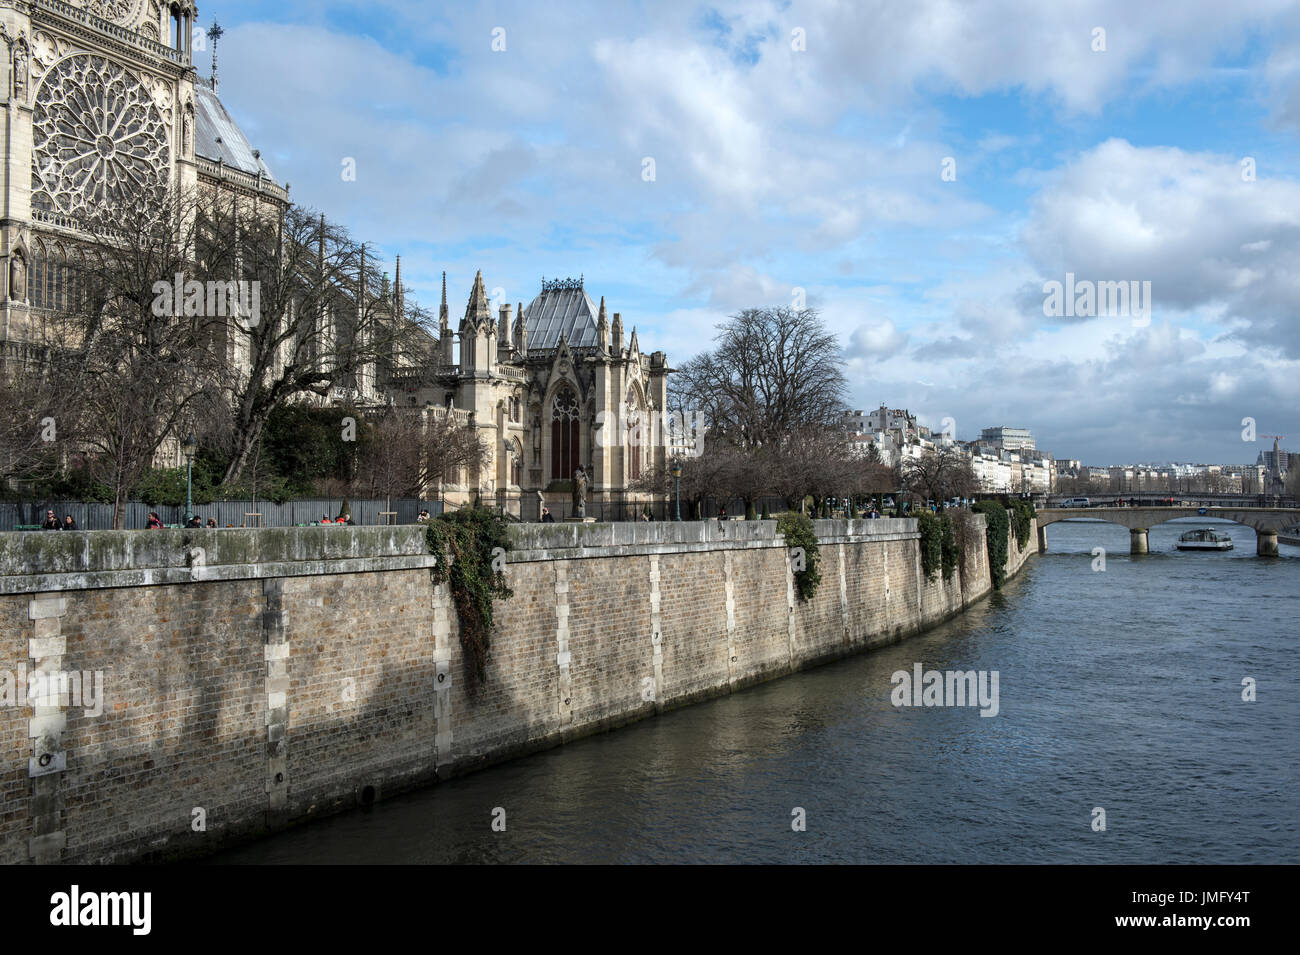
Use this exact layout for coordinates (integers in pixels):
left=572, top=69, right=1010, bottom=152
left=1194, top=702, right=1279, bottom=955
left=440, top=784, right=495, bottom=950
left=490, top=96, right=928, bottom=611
left=0, top=515, right=1036, bottom=864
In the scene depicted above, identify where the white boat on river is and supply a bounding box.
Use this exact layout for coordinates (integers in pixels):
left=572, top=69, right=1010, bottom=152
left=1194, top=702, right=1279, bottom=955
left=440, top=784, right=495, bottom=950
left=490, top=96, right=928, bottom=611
left=1176, top=528, right=1234, bottom=551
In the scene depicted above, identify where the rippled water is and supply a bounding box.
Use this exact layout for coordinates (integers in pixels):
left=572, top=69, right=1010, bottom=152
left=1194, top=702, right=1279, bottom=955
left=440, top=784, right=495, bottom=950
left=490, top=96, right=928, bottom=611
left=210, top=519, right=1300, bottom=864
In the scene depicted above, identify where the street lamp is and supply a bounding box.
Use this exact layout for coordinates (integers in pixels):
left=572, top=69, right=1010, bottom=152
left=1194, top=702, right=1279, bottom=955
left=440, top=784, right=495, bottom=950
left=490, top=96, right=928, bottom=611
left=181, top=433, right=198, bottom=525
left=669, top=455, right=683, bottom=522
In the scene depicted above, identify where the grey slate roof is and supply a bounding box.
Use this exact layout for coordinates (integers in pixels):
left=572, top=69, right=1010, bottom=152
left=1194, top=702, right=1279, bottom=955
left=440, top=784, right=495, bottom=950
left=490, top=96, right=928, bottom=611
left=524, top=285, right=600, bottom=349
left=193, top=84, right=277, bottom=180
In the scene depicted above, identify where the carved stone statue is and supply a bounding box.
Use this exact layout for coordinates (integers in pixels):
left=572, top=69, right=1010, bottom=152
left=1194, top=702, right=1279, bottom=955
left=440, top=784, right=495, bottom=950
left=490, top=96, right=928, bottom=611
left=9, top=251, right=25, bottom=303
left=13, top=42, right=27, bottom=100
left=572, top=466, right=587, bottom=518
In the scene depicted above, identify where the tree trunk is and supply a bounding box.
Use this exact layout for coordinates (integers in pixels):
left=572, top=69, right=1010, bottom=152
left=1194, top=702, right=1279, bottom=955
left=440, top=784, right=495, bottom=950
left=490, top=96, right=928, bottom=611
left=223, top=419, right=264, bottom=485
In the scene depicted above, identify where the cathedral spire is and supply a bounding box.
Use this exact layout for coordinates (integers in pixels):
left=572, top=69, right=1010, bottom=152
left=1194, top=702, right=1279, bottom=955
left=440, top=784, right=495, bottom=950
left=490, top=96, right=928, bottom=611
left=207, top=20, right=225, bottom=93
left=394, top=255, right=404, bottom=315
left=597, top=296, right=609, bottom=354
left=514, top=302, right=527, bottom=353
left=465, top=269, right=492, bottom=328
left=439, top=271, right=449, bottom=329
left=357, top=243, right=366, bottom=311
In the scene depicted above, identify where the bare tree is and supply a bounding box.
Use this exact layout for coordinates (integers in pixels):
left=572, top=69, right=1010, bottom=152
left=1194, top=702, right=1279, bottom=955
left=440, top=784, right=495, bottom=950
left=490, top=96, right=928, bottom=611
left=0, top=355, right=61, bottom=488
left=212, top=202, right=433, bottom=484
left=668, top=305, right=850, bottom=512
left=354, top=407, right=488, bottom=510
left=48, top=189, right=227, bottom=527
left=672, top=306, right=847, bottom=449
left=903, top=444, right=977, bottom=504
left=858, top=441, right=900, bottom=508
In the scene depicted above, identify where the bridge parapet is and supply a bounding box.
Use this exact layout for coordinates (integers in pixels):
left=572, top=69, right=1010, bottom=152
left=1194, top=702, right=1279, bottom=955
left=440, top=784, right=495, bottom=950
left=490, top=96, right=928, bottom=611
left=1037, top=506, right=1300, bottom=555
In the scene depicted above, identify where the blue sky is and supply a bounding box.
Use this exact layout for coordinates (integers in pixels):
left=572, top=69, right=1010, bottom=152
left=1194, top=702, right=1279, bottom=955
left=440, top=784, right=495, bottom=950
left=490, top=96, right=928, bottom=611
left=203, top=0, right=1300, bottom=465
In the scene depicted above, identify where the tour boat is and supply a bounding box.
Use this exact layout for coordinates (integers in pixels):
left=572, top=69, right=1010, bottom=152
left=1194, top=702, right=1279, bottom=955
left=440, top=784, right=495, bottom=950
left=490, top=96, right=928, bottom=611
left=1175, top=528, right=1234, bottom=551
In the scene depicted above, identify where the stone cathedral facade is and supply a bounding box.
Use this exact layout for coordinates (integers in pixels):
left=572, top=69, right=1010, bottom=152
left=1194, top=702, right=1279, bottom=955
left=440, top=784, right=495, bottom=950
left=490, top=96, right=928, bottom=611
left=1, top=0, right=290, bottom=366
left=396, top=271, right=671, bottom=517
left=0, top=1, right=672, bottom=516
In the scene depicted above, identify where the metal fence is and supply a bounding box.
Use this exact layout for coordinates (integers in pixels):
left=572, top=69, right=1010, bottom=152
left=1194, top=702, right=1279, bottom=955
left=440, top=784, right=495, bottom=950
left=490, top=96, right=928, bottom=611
left=1, top=498, right=443, bottom=531
left=516, top=495, right=792, bottom=523
left=6, top=492, right=831, bottom=530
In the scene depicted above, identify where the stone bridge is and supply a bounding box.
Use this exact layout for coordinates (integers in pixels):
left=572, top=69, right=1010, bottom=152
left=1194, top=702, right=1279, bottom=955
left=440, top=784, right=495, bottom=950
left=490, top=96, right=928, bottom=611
left=1036, top=507, right=1300, bottom=555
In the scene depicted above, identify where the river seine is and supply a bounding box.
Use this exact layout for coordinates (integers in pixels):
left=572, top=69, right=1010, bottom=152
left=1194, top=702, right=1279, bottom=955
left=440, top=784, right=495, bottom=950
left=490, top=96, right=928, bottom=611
left=210, top=518, right=1299, bottom=864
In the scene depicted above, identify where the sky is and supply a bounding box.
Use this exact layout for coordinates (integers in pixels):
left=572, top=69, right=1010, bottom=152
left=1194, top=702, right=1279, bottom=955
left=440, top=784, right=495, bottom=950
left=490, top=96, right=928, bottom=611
left=200, top=0, right=1300, bottom=466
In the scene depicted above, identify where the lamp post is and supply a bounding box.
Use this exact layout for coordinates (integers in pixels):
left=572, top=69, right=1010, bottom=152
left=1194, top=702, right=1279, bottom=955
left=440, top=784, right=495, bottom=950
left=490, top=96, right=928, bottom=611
left=181, top=433, right=198, bottom=525
left=669, top=456, right=683, bottom=522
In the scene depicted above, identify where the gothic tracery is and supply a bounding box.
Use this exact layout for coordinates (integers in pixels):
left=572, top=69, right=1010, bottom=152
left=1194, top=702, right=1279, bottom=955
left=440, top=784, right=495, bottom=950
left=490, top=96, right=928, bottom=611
left=31, top=54, right=170, bottom=217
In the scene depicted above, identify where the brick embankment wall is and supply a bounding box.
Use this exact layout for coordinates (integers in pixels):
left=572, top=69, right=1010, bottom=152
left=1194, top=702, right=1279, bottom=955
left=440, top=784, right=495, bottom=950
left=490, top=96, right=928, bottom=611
left=0, top=516, right=1034, bottom=863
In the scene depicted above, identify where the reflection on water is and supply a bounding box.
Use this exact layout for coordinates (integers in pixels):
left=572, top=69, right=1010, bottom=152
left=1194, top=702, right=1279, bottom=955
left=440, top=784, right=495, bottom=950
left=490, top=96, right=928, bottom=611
left=209, top=519, right=1300, bottom=864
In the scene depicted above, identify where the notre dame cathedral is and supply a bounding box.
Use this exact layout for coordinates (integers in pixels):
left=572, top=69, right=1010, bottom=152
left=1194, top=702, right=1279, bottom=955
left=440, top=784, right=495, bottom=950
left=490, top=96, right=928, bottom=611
left=0, top=1, right=672, bottom=517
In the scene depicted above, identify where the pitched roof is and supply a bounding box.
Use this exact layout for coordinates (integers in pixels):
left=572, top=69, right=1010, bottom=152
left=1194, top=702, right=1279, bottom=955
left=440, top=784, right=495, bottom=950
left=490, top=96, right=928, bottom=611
left=193, top=84, right=277, bottom=180
left=524, top=279, right=599, bottom=349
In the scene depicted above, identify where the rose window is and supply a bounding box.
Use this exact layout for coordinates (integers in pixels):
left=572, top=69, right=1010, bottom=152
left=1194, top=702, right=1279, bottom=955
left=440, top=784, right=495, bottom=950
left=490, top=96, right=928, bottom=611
left=31, top=54, right=170, bottom=217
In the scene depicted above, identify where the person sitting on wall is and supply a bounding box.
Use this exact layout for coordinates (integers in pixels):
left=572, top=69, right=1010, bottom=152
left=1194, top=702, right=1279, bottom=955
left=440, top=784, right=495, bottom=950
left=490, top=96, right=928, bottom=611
left=185, top=515, right=202, bottom=528
left=541, top=506, right=555, bottom=523
left=320, top=515, right=332, bottom=524
left=145, top=512, right=163, bottom=529
left=206, top=518, right=217, bottom=528
left=718, top=505, right=727, bottom=521
left=42, top=510, right=60, bottom=530
left=417, top=509, right=431, bottom=523
left=62, top=515, right=77, bottom=530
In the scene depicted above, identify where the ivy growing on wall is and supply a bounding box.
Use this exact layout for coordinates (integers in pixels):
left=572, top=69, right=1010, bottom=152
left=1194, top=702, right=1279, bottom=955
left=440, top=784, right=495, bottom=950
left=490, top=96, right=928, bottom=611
left=425, top=507, right=513, bottom=694
left=917, top=511, right=943, bottom=580
left=918, top=511, right=960, bottom=582
left=972, top=500, right=1010, bottom=589
left=940, top=513, right=960, bottom=580
left=1008, top=499, right=1036, bottom=550
left=777, top=511, right=821, bottom=601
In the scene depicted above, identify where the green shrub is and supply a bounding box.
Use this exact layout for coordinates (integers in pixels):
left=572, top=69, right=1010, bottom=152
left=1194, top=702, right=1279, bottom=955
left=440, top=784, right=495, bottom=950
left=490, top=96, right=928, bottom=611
left=777, top=510, right=821, bottom=601
left=426, top=507, right=513, bottom=694
left=133, top=460, right=218, bottom=507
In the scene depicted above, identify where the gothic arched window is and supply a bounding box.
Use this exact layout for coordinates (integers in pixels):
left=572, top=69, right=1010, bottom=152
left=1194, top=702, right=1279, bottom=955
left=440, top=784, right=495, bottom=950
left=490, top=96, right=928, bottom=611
left=508, top=438, right=523, bottom=487
left=28, top=240, right=47, bottom=309
left=625, top=393, right=642, bottom=482
left=51, top=243, right=66, bottom=312
left=551, top=385, right=580, bottom=481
